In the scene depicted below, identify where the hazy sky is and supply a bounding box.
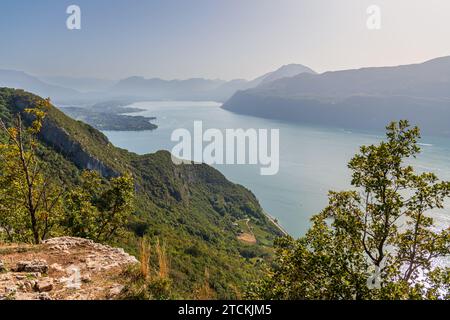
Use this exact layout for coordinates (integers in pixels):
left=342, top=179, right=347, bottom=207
left=1, top=0, right=450, bottom=80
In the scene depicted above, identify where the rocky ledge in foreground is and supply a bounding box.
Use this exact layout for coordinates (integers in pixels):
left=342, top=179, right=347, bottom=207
left=0, top=237, right=138, bottom=300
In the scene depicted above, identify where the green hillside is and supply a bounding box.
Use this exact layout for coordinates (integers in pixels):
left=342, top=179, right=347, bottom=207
left=0, top=87, right=282, bottom=298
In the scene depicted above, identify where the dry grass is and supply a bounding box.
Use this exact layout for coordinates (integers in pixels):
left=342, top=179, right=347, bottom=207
left=237, top=219, right=257, bottom=244
left=139, top=237, right=150, bottom=279
left=138, top=237, right=169, bottom=280
left=120, top=237, right=172, bottom=300
left=195, top=268, right=215, bottom=300
left=0, top=243, right=39, bottom=255
left=229, top=283, right=242, bottom=300
left=237, top=233, right=257, bottom=244
left=155, top=238, right=169, bottom=279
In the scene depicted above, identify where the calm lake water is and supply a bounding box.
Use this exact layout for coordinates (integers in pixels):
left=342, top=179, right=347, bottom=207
left=103, top=101, right=450, bottom=237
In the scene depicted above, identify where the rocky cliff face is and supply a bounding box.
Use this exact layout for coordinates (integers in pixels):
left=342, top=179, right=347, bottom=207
left=0, top=237, right=138, bottom=300
left=13, top=96, right=119, bottom=178
left=38, top=117, right=119, bottom=178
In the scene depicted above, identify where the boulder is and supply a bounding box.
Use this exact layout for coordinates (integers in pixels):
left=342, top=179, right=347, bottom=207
left=38, top=292, right=52, bottom=300
left=35, top=279, right=53, bottom=292
left=23, top=281, right=34, bottom=292
left=16, top=260, right=49, bottom=273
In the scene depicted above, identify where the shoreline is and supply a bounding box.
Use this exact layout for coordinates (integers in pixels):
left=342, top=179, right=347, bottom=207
left=263, top=210, right=289, bottom=237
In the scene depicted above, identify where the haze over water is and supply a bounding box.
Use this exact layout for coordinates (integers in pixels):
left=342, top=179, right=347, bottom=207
left=103, top=101, right=450, bottom=237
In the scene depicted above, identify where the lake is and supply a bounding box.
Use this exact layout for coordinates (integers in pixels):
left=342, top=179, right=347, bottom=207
left=103, top=101, right=450, bottom=237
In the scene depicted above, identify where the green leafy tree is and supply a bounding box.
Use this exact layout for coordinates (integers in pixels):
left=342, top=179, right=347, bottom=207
left=0, top=99, right=64, bottom=244
left=249, top=121, right=450, bottom=300
left=0, top=98, right=135, bottom=245
left=64, top=170, right=135, bottom=242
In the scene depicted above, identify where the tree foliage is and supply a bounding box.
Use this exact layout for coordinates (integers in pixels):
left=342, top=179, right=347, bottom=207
left=250, top=121, right=450, bottom=300
left=64, top=170, right=134, bottom=242
left=0, top=99, right=64, bottom=244
left=0, top=99, right=135, bottom=244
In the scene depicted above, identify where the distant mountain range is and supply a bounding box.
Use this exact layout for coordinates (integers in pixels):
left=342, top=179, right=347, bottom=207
left=223, top=56, right=450, bottom=135
left=0, top=69, right=81, bottom=102
left=40, top=76, right=116, bottom=93
left=109, top=64, right=315, bottom=102
left=0, top=64, right=315, bottom=104
left=250, top=63, right=316, bottom=87
left=5, top=57, right=450, bottom=135
left=110, top=76, right=226, bottom=101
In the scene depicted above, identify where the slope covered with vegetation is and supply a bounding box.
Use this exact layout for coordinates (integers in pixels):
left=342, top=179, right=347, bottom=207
left=0, top=88, right=282, bottom=299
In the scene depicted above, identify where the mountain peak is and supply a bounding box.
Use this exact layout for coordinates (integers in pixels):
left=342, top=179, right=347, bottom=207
left=276, top=63, right=315, bottom=72
left=253, top=63, right=316, bottom=86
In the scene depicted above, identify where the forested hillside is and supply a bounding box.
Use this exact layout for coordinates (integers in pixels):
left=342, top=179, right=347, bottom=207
left=0, top=88, right=282, bottom=299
